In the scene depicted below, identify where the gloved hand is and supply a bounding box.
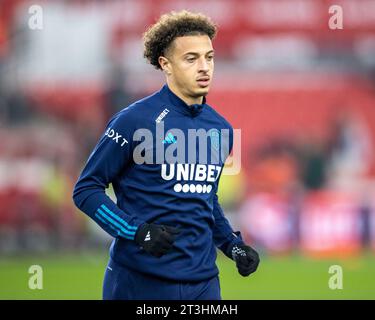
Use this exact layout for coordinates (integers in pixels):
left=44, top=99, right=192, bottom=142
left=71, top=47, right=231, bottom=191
left=135, top=223, right=180, bottom=258
left=231, top=244, right=260, bottom=277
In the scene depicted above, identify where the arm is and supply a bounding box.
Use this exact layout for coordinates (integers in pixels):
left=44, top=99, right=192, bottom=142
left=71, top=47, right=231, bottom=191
left=212, top=193, right=245, bottom=259
left=212, top=193, right=260, bottom=277
left=212, top=125, right=243, bottom=257
left=72, top=110, right=180, bottom=256
left=72, top=110, right=144, bottom=240
left=212, top=125, right=260, bottom=276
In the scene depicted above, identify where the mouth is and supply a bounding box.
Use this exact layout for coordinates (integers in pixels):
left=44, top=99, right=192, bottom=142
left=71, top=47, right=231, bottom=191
left=196, top=77, right=210, bottom=88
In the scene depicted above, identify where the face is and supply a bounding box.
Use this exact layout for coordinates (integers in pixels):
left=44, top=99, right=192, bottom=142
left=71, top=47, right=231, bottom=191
left=159, top=34, right=214, bottom=105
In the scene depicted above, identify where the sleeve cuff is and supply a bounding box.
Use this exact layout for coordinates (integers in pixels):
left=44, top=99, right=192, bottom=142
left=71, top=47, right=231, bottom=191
left=220, top=231, right=246, bottom=260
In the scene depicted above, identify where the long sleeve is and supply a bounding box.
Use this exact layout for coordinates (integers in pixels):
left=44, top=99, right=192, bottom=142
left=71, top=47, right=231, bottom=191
left=212, top=124, right=244, bottom=258
left=212, top=194, right=244, bottom=259
left=72, top=110, right=145, bottom=240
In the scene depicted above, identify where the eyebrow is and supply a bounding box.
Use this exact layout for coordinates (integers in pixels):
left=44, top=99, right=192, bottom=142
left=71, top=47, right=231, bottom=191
left=183, top=50, right=215, bottom=57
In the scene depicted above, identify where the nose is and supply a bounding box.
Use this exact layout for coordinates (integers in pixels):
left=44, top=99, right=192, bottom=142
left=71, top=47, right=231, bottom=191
left=198, top=57, right=209, bottom=73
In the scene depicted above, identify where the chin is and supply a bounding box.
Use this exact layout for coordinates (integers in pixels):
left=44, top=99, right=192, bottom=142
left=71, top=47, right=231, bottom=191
left=196, top=86, right=210, bottom=96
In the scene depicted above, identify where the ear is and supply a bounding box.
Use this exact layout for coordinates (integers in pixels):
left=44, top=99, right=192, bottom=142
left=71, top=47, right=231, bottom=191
left=159, top=56, right=172, bottom=76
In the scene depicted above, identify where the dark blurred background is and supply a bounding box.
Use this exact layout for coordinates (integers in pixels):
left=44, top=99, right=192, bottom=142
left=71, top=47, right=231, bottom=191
left=1, top=0, right=375, bottom=299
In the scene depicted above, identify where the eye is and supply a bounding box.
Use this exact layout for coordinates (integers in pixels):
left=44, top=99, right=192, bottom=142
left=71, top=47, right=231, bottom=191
left=207, top=54, right=214, bottom=61
left=186, top=56, right=196, bottom=63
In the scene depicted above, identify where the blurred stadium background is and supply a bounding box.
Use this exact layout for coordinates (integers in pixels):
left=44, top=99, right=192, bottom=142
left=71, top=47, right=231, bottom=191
left=1, top=0, right=375, bottom=299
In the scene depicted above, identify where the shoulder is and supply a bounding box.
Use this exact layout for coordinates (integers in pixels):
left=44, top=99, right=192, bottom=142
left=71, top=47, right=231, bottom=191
left=204, top=104, right=233, bottom=131
left=204, top=104, right=234, bottom=153
left=109, top=90, right=166, bottom=128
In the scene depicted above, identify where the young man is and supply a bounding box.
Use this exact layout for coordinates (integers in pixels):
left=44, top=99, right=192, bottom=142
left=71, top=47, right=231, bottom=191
left=73, top=10, right=259, bottom=300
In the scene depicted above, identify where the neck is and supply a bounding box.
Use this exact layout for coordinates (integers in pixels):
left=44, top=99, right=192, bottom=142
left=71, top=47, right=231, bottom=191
left=167, top=80, right=203, bottom=106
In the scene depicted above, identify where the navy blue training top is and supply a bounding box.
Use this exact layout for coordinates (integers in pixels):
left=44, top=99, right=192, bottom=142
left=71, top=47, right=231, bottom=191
left=73, top=84, right=244, bottom=282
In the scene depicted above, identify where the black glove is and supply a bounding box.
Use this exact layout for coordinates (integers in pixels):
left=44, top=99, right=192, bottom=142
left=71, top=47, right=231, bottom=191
left=135, top=223, right=180, bottom=258
left=231, top=244, right=260, bottom=277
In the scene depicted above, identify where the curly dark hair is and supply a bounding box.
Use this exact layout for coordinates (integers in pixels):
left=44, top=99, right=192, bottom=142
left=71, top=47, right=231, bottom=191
left=143, top=10, right=217, bottom=70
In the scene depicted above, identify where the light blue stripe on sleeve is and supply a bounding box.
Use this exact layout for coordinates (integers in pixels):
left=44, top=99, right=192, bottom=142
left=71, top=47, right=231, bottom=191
left=97, top=208, right=136, bottom=238
left=95, top=213, right=133, bottom=240
left=100, top=204, right=138, bottom=231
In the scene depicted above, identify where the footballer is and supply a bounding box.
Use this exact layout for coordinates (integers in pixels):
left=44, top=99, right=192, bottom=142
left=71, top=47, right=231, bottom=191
left=73, top=10, right=259, bottom=300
